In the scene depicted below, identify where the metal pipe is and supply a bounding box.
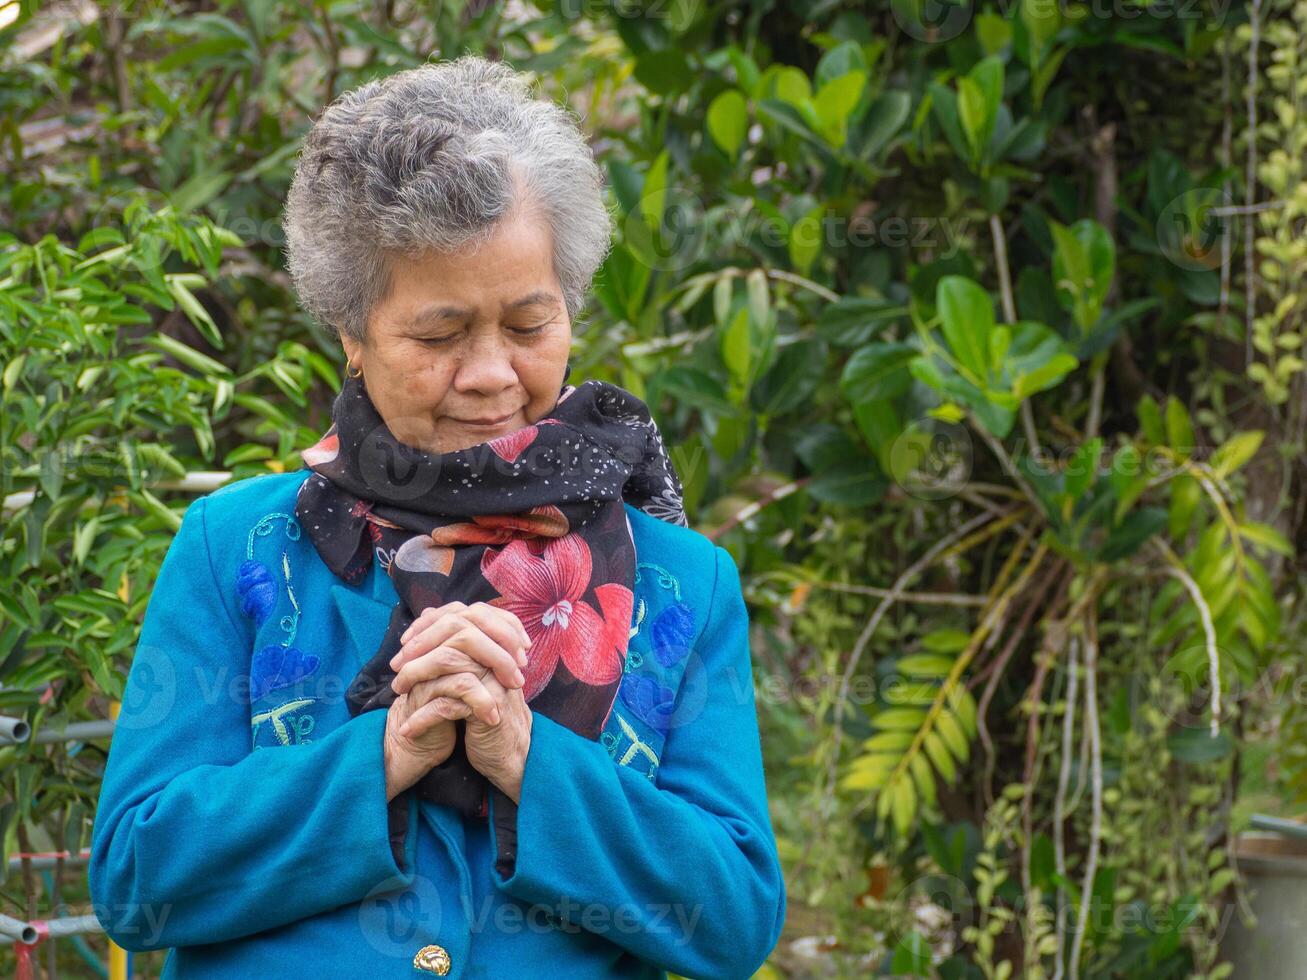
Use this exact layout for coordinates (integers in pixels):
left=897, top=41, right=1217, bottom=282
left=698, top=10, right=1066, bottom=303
left=9, top=851, right=91, bottom=872
left=43, top=914, right=104, bottom=939
left=31, top=720, right=116, bottom=744
left=0, top=715, right=30, bottom=742
left=3, top=470, right=234, bottom=516
left=1249, top=813, right=1307, bottom=840
left=0, top=913, right=38, bottom=944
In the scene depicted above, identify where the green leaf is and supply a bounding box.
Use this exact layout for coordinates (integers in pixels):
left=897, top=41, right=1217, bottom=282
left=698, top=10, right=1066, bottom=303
left=143, top=333, right=232, bottom=378
left=924, top=731, right=957, bottom=783
left=1099, top=507, right=1167, bottom=562
left=922, top=629, right=971, bottom=653
left=719, top=307, right=751, bottom=386
left=788, top=204, right=825, bottom=276
left=706, top=90, right=749, bottom=158
left=862, top=730, right=915, bottom=752
left=857, top=91, right=911, bottom=160
left=1210, top=431, right=1263, bottom=478
left=937, top=710, right=971, bottom=762
left=1239, top=520, right=1292, bottom=556
left=876, top=707, right=929, bottom=731
left=891, top=931, right=932, bottom=976
left=1169, top=474, right=1201, bottom=541
left=936, top=275, right=995, bottom=381
left=1050, top=219, right=1115, bottom=331
left=1109, top=445, right=1149, bottom=521
left=958, top=56, right=1004, bottom=166
left=890, top=777, right=917, bottom=835
left=898, top=654, right=955, bottom=676
left=814, top=71, right=867, bottom=144
left=840, top=342, right=918, bottom=404
left=807, top=456, right=888, bottom=506
left=1065, top=437, right=1103, bottom=501
left=817, top=298, right=908, bottom=346
left=1021, top=0, right=1063, bottom=53
left=639, top=151, right=670, bottom=234
left=132, top=489, right=182, bottom=533
left=1165, top=396, right=1196, bottom=458
left=1138, top=394, right=1165, bottom=444
left=928, top=82, right=969, bottom=162
left=166, top=275, right=222, bottom=347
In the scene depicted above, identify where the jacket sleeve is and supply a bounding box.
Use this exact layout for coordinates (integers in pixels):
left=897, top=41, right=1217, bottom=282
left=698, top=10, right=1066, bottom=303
left=486, top=544, right=787, bottom=980
left=88, top=497, right=418, bottom=952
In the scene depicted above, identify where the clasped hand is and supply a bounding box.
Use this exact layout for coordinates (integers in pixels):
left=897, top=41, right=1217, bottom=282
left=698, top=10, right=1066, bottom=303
left=382, top=601, right=534, bottom=804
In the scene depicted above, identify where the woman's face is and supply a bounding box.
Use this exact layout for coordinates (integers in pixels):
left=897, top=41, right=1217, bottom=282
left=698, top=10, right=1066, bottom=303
left=342, top=206, right=573, bottom=455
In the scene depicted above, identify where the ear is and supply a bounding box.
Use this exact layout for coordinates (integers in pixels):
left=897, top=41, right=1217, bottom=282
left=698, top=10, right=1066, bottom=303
left=340, top=333, right=361, bottom=368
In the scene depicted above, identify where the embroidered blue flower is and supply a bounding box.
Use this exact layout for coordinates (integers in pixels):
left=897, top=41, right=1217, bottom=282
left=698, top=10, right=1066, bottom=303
left=250, top=644, right=322, bottom=701
left=619, top=673, right=676, bottom=735
left=236, top=559, right=278, bottom=625
left=651, top=601, right=694, bottom=667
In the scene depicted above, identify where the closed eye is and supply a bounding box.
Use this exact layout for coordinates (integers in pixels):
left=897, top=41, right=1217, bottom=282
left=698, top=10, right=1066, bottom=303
left=417, top=323, right=547, bottom=345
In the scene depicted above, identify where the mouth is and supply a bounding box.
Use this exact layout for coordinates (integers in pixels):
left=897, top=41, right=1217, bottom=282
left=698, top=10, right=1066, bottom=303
left=456, top=410, right=519, bottom=427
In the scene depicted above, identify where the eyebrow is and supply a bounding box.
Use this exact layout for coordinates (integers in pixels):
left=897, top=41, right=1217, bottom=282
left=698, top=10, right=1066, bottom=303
left=405, top=290, right=562, bottom=330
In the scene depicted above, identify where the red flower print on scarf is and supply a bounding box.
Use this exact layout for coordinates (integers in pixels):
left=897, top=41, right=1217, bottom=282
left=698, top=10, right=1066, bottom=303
left=487, top=425, right=537, bottom=464
left=302, top=431, right=339, bottom=467
left=486, top=418, right=564, bottom=464
left=482, top=534, right=633, bottom=701
left=430, top=505, right=569, bottom=545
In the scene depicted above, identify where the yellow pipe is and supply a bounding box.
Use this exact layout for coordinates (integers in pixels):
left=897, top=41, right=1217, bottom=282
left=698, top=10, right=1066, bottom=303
left=108, top=942, right=128, bottom=980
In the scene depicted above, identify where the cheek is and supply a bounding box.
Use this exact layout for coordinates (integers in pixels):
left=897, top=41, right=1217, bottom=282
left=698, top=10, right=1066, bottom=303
left=385, top=352, right=454, bottom=406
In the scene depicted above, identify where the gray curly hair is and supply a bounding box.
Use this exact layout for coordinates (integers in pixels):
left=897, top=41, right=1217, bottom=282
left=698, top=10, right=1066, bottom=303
left=281, top=55, right=615, bottom=344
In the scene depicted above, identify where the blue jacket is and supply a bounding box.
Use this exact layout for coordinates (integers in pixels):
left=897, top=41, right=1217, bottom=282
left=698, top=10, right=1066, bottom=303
left=88, top=469, right=786, bottom=979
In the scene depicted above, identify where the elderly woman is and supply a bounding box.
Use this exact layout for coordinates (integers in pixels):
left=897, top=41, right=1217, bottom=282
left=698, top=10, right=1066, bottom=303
left=88, top=55, right=785, bottom=979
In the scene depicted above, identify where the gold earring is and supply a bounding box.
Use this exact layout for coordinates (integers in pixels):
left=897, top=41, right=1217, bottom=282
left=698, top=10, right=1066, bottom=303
left=346, top=362, right=362, bottom=379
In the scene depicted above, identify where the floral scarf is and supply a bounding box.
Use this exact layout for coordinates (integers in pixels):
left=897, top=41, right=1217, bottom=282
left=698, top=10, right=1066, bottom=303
left=293, top=372, right=688, bottom=820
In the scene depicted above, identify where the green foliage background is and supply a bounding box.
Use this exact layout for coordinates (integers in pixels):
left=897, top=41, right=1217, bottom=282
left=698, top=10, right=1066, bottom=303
left=3, top=0, right=1307, bottom=976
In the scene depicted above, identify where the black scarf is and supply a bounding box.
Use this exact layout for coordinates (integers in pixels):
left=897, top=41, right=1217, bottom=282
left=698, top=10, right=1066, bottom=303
left=294, top=372, right=687, bottom=820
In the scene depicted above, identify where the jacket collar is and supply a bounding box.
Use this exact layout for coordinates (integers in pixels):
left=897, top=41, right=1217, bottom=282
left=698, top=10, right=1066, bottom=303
left=328, top=570, right=397, bottom=670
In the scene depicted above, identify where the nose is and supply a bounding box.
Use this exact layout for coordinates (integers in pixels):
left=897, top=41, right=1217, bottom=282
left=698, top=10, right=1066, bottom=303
left=452, top=327, right=518, bottom=396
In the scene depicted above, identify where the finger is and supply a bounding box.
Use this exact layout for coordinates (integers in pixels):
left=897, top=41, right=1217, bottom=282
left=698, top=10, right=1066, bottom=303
left=414, top=672, right=502, bottom=726
left=464, top=671, right=511, bottom=728
left=392, top=607, right=528, bottom=673
left=400, top=601, right=468, bottom=645
left=463, top=601, right=532, bottom=654
left=400, top=695, right=472, bottom=738
left=392, top=627, right=525, bottom=696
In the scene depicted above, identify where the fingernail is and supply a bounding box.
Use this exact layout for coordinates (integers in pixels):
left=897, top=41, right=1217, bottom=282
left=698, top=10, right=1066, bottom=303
left=517, top=648, right=528, bottom=666
left=491, top=710, right=501, bottom=724
left=388, top=654, right=400, bottom=669
left=399, top=722, right=410, bottom=737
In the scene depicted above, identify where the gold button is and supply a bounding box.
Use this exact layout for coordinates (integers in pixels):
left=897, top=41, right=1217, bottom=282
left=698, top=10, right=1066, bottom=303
left=413, top=943, right=451, bottom=976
